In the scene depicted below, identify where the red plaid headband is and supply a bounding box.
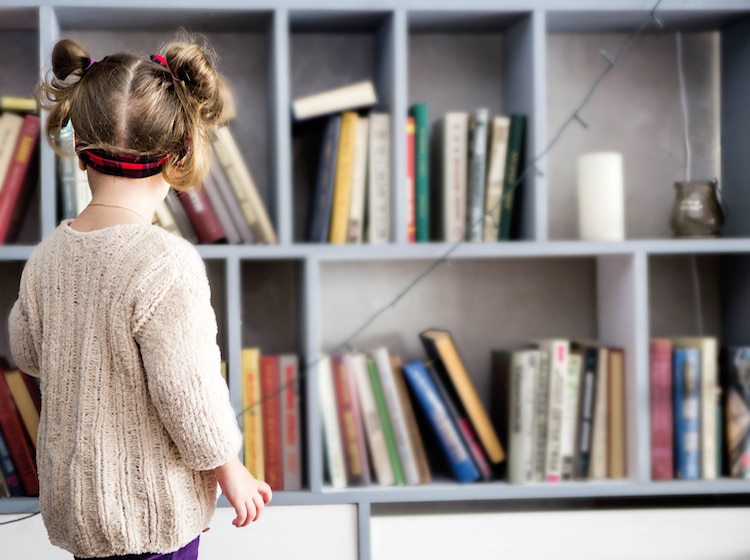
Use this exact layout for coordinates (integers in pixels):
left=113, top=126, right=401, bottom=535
left=77, top=144, right=171, bottom=179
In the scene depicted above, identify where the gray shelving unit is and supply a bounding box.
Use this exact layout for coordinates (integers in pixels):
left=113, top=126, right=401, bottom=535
left=1, top=2, right=750, bottom=558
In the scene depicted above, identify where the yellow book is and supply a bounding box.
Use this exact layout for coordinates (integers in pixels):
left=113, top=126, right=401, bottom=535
left=328, top=111, right=359, bottom=244
left=0, top=96, right=37, bottom=114
left=241, top=347, right=264, bottom=481
left=4, top=369, right=39, bottom=448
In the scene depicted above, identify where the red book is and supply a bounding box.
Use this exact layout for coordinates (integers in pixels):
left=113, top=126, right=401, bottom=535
left=259, top=355, right=283, bottom=491
left=650, top=339, right=674, bottom=480
left=279, top=354, right=302, bottom=491
left=177, top=187, right=227, bottom=244
left=331, top=354, right=370, bottom=486
left=0, top=113, right=40, bottom=243
left=406, top=116, right=416, bottom=243
left=0, top=371, right=39, bottom=495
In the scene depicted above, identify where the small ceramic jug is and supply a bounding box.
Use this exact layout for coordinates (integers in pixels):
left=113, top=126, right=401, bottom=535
left=669, top=179, right=725, bottom=238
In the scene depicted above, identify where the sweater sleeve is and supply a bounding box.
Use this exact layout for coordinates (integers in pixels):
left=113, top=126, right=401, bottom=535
left=133, top=250, right=241, bottom=471
left=8, top=278, right=40, bottom=378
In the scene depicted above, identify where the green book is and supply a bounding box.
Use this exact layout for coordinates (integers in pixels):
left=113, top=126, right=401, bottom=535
left=499, top=114, right=526, bottom=241
left=409, top=103, right=430, bottom=242
left=367, top=358, right=405, bottom=485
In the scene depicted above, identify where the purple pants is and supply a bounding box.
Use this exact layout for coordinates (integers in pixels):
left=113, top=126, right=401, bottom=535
left=74, top=535, right=200, bottom=560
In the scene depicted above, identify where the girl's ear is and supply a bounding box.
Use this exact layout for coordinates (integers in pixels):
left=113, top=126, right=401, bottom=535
left=78, top=157, right=86, bottom=172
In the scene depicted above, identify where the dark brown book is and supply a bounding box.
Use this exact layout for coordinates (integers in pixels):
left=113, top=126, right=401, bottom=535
left=177, top=187, right=227, bottom=244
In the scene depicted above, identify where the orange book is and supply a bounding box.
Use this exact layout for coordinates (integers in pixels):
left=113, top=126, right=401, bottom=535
left=260, top=355, right=283, bottom=490
left=4, top=369, right=39, bottom=449
left=406, top=116, right=416, bottom=243
left=0, top=371, right=38, bottom=495
left=241, top=348, right=264, bottom=481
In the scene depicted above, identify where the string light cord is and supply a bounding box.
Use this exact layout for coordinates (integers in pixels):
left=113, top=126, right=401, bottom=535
left=233, top=0, right=665, bottom=422
left=0, top=511, right=40, bottom=525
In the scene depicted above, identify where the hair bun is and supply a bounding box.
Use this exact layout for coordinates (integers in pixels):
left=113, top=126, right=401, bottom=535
left=50, top=38, right=92, bottom=80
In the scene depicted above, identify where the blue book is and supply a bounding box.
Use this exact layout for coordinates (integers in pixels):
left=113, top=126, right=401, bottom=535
left=0, top=429, right=24, bottom=496
left=308, top=115, right=342, bottom=242
left=402, top=359, right=480, bottom=483
left=673, top=347, right=701, bottom=480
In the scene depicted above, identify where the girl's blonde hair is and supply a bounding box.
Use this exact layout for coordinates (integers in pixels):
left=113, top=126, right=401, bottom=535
left=38, top=35, right=228, bottom=190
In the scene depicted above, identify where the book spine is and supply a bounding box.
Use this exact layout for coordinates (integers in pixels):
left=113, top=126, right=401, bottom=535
left=699, top=339, right=718, bottom=480
left=309, top=115, right=341, bottom=243
left=608, top=348, right=627, bottom=478
left=0, top=373, right=38, bottom=495
left=650, top=339, right=674, bottom=480
left=367, top=358, right=404, bottom=485
left=329, top=112, right=358, bottom=244
left=542, top=340, right=568, bottom=482
left=319, top=355, right=347, bottom=488
left=4, top=369, right=39, bottom=449
left=498, top=114, right=526, bottom=241
left=508, top=351, right=538, bottom=484
left=241, top=348, right=264, bottom=481
left=402, top=360, right=479, bottom=483
left=589, top=347, right=609, bottom=479
left=260, top=355, right=283, bottom=490
left=466, top=108, right=489, bottom=242
left=722, top=347, right=750, bottom=478
left=347, top=117, right=370, bottom=244
left=279, top=354, right=302, bottom=491
left=367, top=113, right=390, bottom=244
left=210, top=153, right=255, bottom=244
left=560, top=349, right=582, bottom=481
left=409, top=103, right=430, bottom=242
left=0, top=113, right=24, bottom=188
left=332, top=354, right=370, bottom=486
left=482, top=116, right=510, bottom=242
left=673, top=348, right=701, bottom=480
left=0, top=113, right=40, bottom=243
left=203, top=170, right=241, bottom=244
left=405, top=116, right=416, bottom=243
left=574, top=346, right=598, bottom=479
left=177, top=188, right=227, bottom=244
left=533, top=349, right=550, bottom=481
left=441, top=113, right=468, bottom=242
left=0, top=429, right=24, bottom=497
left=165, top=189, right=199, bottom=244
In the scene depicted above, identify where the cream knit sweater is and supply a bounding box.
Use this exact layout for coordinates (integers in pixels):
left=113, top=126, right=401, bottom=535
left=8, top=221, right=242, bottom=558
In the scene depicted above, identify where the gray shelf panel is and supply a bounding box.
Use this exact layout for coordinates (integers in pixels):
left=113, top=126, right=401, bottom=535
left=0, top=246, right=34, bottom=261
left=0, top=498, right=40, bottom=516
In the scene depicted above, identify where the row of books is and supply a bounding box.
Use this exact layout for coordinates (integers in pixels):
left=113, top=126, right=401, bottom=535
left=319, top=329, right=505, bottom=487
left=491, top=340, right=627, bottom=485
left=0, top=96, right=41, bottom=245
left=57, top=123, right=277, bottom=244
left=0, top=365, right=40, bottom=498
left=239, top=349, right=302, bottom=492
left=650, top=337, right=750, bottom=481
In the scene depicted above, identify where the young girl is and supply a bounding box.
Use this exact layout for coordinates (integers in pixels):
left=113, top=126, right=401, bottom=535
left=8, top=36, right=272, bottom=559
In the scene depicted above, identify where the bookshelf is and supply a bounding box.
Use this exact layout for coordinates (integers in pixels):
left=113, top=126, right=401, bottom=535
left=2, top=2, right=750, bottom=559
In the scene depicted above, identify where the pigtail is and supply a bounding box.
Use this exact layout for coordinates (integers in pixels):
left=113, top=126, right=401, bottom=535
left=37, top=38, right=94, bottom=155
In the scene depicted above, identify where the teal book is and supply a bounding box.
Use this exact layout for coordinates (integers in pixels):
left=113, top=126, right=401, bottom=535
left=409, top=103, right=430, bottom=242
left=498, top=114, right=526, bottom=241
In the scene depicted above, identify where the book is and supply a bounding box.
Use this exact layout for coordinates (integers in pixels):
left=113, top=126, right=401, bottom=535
left=390, top=354, right=431, bottom=484
left=279, top=353, right=302, bottom=491
left=432, top=112, right=468, bottom=242
left=4, top=369, right=39, bottom=449
left=532, top=349, right=550, bottom=481
left=366, top=112, right=390, bottom=244
left=573, top=344, right=599, bottom=479
left=177, top=187, right=227, bottom=244
left=466, top=108, right=489, bottom=242
left=308, top=115, right=341, bottom=243
left=672, top=336, right=718, bottom=480
left=534, top=339, right=569, bottom=482
left=331, top=353, right=371, bottom=486
left=260, top=355, right=284, bottom=490
left=318, top=355, right=347, bottom=488
left=405, top=115, right=416, bottom=243
left=329, top=111, right=359, bottom=245
left=0, top=96, right=37, bottom=114
left=560, top=346, right=582, bottom=481
left=0, top=113, right=40, bottom=243
left=673, top=347, right=701, bottom=480
left=212, top=125, right=277, bottom=244
left=366, top=357, right=404, bottom=485
left=589, top=345, right=610, bottom=480
left=371, top=347, right=420, bottom=485
left=402, top=359, right=479, bottom=483
left=0, top=113, right=26, bottom=194
left=650, top=339, right=674, bottom=480
left=482, top=115, right=510, bottom=242
left=0, top=371, right=38, bottom=495
left=498, top=113, right=526, bottom=241
left=292, top=80, right=377, bottom=121
left=153, top=200, right=183, bottom=238
left=0, top=468, right=9, bottom=498
left=350, top=352, right=395, bottom=486
left=409, top=103, right=430, bottom=242
left=720, top=346, right=750, bottom=478
left=608, top=347, right=627, bottom=479
left=347, top=116, right=370, bottom=243
left=0, top=429, right=24, bottom=496
left=240, top=348, right=264, bottom=481
left=209, top=152, right=256, bottom=244
left=491, top=350, right=538, bottom=484
left=203, top=166, right=241, bottom=244
left=164, top=189, right=199, bottom=244
left=420, top=328, right=505, bottom=464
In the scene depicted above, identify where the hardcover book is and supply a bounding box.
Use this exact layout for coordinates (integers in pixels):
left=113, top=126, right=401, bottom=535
left=720, top=346, right=750, bottom=478
left=673, top=347, right=701, bottom=480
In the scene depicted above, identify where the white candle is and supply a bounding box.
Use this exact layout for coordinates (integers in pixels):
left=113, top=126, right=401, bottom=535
left=577, top=152, right=625, bottom=241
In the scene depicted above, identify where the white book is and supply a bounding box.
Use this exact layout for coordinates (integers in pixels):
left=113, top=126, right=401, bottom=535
left=0, top=112, right=24, bottom=192
left=508, top=350, right=539, bottom=485
left=483, top=115, right=511, bottom=241
left=590, top=346, right=610, bottom=479
left=154, top=201, right=182, bottom=237
left=347, top=116, right=370, bottom=243
left=366, top=113, right=390, bottom=244
left=293, top=80, right=377, bottom=121
left=371, top=347, right=420, bottom=485
left=210, top=152, right=255, bottom=244
left=533, top=349, right=550, bottom=481
left=466, top=108, right=489, bottom=242
left=534, top=339, right=569, bottom=482
left=438, top=112, right=469, bottom=242
left=318, top=354, right=347, bottom=488
left=350, top=352, right=395, bottom=486
left=203, top=171, right=241, bottom=244
left=561, top=351, right=583, bottom=481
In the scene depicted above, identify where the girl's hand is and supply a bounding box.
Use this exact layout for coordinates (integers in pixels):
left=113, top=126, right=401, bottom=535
left=214, top=456, right=273, bottom=527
